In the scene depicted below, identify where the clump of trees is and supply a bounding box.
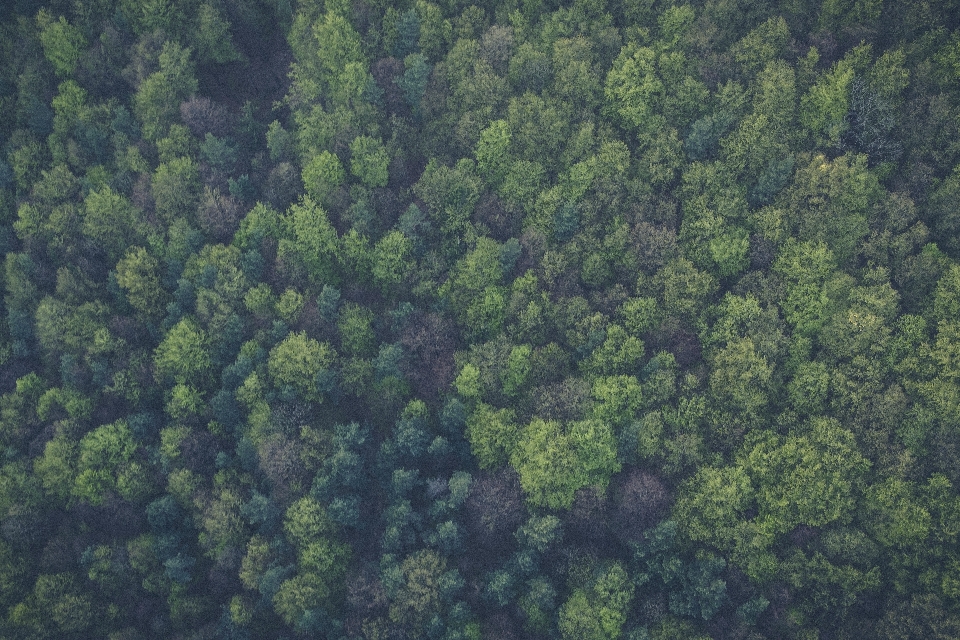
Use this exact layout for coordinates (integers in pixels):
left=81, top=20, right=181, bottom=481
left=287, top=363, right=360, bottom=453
left=2, top=0, right=960, bottom=638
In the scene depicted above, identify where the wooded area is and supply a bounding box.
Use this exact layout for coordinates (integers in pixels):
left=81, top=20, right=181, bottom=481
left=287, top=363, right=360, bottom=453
left=2, top=0, right=960, bottom=637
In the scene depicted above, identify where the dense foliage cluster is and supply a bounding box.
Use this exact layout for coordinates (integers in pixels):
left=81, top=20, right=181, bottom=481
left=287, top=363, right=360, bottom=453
left=2, top=0, right=960, bottom=637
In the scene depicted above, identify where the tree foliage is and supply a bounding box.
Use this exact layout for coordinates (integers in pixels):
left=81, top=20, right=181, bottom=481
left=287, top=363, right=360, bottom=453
left=2, top=1, right=960, bottom=638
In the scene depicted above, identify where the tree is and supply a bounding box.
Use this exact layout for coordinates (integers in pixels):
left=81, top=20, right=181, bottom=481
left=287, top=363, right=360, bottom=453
left=441, top=237, right=507, bottom=339
left=82, top=186, right=143, bottom=261
left=302, top=151, right=345, bottom=204
left=510, top=418, right=620, bottom=509
left=875, top=594, right=960, bottom=640
left=604, top=44, right=662, bottom=136
left=152, top=156, right=201, bottom=224
left=192, top=2, right=241, bottom=64
left=501, top=344, right=532, bottom=397
left=284, top=495, right=335, bottom=547
left=800, top=59, right=854, bottom=146
left=389, top=549, right=447, bottom=632
left=744, top=418, right=869, bottom=536
left=133, top=41, right=198, bottom=140
left=74, top=420, right=149, bottom=504
left=267, top=331, right=336, bottom=402
left=558, top=563, right=634, bottom=640
left=200, top=133, right=237, bottom=171
left=648, top=256, right=718, bottom=321
left=281, top=195, right=340, bottom=285
left=781, top=153, right=881, bottom=264
left=465, top=402, right=519, bottom=470
left=772, top=239, right=844, bottom=337
left=197, top=186, right=243, bottom=243
left=466, top=467, right=526, bottom=556
left=861, top=478, right=931, bottom=550
left=476, top=119, right=512, bottom=186
left=34, top=433, right=78, bottom=502
left=604, top=42, right=707, bottom=136
left=36, top=11, right=87, bottom=77
left=154, top=318, right=212, bottom=385
left=610, top=468, right=670, bottom=543
left=337, top=303, right=374, bottom=357
left=708, top=337, right=774, bottom=430
left=413, top=158, right=481, bottom=239
left=371, top=230, right=413, bottom=294
left=30, top=573, right=94, bottom=634
left=591, top=375, right=643, bottom=428
left=730, top=16, right=790, bottom=76
left=582, top=325, right=645, bottom=377
left=349, top=135, right=389, bottom=187
left=274, top=497, right=350, bottom=626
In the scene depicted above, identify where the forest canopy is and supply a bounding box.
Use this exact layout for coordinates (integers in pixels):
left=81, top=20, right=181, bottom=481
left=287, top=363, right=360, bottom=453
left=2, top=0, right=960, bottom=638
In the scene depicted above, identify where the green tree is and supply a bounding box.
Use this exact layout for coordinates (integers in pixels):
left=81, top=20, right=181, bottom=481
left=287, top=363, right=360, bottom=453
left=82, top=186, right=143, bottom=261
left=267, top=331, right=336, bottom=402
left=74, top=420, right=149, bottom=504
left=648, top=256, right=718, bottom=321
left=708, top=337, right=774, bottom=430
left=744, top=418, right=869, bottom=535
left=133, top=41, right=198, bottom=140
left=781, top=153, right=881, bottom=264
left=475, top=119, right=512, bottom=186
left=349, top=135, right=389, bottom=188
left=154, top=318, right=212, bottom=385
left=337, top=303, right=375, bottom=357
left=466, top=402, right=519, bottom=469
left=510, top=418, right=620, bottom=509
left=36, top=11, right=87, bottom=77
left=501, top=344, right=532, bottom=397
left=772, top=239, right=845, bottom=337
left=862, top=478, right=932, bottom=550
left=799, top=55, right=857, bottom=145
left=302, top=150, right=345, bottom=204
left=389, top=550, right=448, bottom=632
left=280, top=195, right=340, bottom=285
left=193, top=2, right=241, bottom=64
left=604, top=44, right=663, bottom=136
left=591, top=375, right=643, bottom=428
left=413, top=158, right=481, bottom=239
left=558, top=563, right=635, bottom=640
left=582, top=325, right=645, bottom=377
left=441, top=237, right=508, bottom=339
left=34, top=433, right=78, bottom=502
left=288, top=10, right=368, bottom=108
left=152, top=156, right=201, bottom=224
left=274, top=497, right=350, bottom=626
left=371, top=230, right=413, bottom=294
left=31, top=573, right=94, bottom=634
left=730, top=16, right=790, bottom=76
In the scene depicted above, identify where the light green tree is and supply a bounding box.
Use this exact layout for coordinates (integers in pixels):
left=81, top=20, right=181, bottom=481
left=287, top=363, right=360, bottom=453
left=371, top=230, right=413, bottom=294
left=466, top=402, right=519, bottom=469
left=152, top=156, right=201, bottom=224
left=267, top=331, right=336, bottom=402
left=154, top=318, right=212, bottom=385
left=82, top=187, right=143, bottom=261
left=193, top=2, right=241, bottom=64
left=133, top=41, right=198, bottom=140
left=510, top=418, right=620, bottom=509
left=302, top=151, right=345, bottom=204
left=349, top=136, right=390, bottom=187
left=36, top=11, right=87, bottom=77
left=74, top=421, right=150, bottom=504
left=559, top=563, right=634, bottom=640
left=280, top=195, right=340, bottom=286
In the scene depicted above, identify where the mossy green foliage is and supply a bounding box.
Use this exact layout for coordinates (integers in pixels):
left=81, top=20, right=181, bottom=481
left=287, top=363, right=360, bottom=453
left=3, top=0, right=960, bottom=638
